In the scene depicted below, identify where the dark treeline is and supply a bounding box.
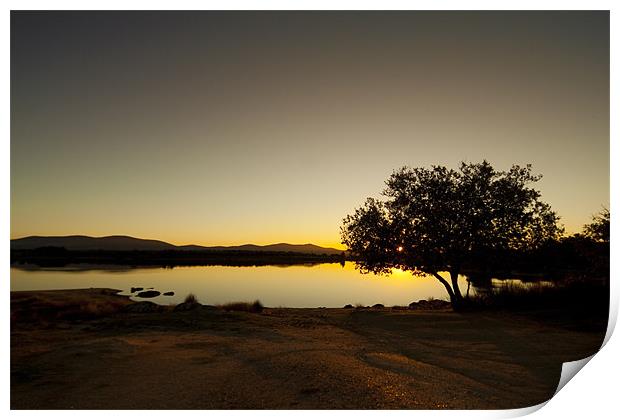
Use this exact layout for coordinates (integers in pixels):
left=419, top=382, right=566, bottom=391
left=464, top=236, right=609, bottom=331
left=10, top=247, right=347, bottom=268
left=452, top=226, right=609, bottom=330
left=462, top=236, right=610, bottom=285
left=11, top=236, right=609, bottom=280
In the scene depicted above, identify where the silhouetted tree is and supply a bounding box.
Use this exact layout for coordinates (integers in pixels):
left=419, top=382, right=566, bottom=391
left=583, top=207, right=610, bottom=243
left=341, top=161, right=563, bottom=308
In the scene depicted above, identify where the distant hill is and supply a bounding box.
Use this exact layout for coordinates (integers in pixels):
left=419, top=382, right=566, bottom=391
left=182, top=243, right=344, bottom=255
left=10, top=235, right=176, bottom=251
left=10, top=235, right=344, bottom=255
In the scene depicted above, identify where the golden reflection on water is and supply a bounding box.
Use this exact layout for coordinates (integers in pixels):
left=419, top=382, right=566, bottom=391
left=10, top=262, right=471, bottom=308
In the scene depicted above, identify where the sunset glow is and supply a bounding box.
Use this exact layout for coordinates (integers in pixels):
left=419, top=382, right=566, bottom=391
left=10, top=11, right=609, bottom=246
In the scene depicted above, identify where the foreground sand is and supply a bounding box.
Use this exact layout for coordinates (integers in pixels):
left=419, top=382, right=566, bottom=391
left=11, top=289, right=605, bottom=409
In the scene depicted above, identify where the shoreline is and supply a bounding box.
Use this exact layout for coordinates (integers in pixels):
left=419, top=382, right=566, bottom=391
left=11, top=288, right=606, bottom=409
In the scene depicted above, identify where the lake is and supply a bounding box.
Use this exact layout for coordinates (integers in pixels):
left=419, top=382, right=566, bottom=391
left=10, top=262, right=542, bottom=307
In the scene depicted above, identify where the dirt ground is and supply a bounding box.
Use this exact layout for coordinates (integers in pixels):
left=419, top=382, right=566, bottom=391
left=11, top=288, right=606, bottom=409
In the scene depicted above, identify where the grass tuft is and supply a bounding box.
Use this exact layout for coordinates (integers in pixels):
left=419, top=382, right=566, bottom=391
left=219, top=300, right=264, bottom=313
left=184, top=293, right=198, bottom=304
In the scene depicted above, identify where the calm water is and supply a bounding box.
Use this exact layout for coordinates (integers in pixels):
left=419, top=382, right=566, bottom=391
left=10, top=262, right=539, bottom=307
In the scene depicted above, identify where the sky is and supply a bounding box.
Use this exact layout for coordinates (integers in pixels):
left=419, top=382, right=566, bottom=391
left=11, top=11, right=609, bottom=249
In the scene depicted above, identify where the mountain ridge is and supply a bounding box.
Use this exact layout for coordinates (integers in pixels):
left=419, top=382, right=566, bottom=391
left=10, top=235, right=345, bottom=255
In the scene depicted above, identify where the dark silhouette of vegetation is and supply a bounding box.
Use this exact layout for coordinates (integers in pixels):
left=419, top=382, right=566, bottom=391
left=184, top=293, right=198, bottom=304
left=496, top=209, right=609, bottom=283
left=584, top=207, right=610, bottom=243
left=458, top=231, right=608, bottom=284
left=10, top=248, right=346, bottom=268
left=219, top=300, right=264, bottom=313
left=341, top=161, right=563, bottom=309
left=467, top=279, right=608, bottom=331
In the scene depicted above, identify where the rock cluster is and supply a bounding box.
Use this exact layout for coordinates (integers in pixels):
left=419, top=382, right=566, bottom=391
left=408, top=299, right=451, bottom=310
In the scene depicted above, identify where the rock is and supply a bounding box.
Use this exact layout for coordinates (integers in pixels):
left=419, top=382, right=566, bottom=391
left=130, top=287, right=143, bottom=293
left=174, top=302, right=202, bottom=312
left=372, top=303, right=384, bottom=308
left=136, top=290, right=161, bottom=298
left=343, top=304, right=354, bottom=309
left=163, top=291, right=174, bottom=296
left=428, top=299, right=451, bottom=309
left=409, top=299, right=451, bottom=310
left=124, top=301, right=160, bottom=313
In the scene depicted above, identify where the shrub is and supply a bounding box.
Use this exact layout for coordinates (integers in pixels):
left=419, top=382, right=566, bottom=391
left=220, top=300, right=264, bottom=313
left=465, top=279, right=609, bottom=318
left=184, top=293, right=198, bottom=304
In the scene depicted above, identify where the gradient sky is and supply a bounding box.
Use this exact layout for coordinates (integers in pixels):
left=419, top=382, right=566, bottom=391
left=11, top=11, right=609, bottom=248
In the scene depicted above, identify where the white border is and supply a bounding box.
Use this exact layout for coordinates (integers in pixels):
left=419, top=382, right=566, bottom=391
left=4, top=3, right=617, bottom=420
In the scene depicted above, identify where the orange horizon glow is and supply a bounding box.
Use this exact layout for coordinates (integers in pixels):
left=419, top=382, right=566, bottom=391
left=8, top=219, right=593, bottom=251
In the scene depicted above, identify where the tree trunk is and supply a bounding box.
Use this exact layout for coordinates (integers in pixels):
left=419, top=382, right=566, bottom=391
left=450, top=271, right=463, bottom=301
left=432, top=272, right=464, bottom=310
left=432, top=272, right=457, bottom=305
left=450, top=271, right=465, bottom=310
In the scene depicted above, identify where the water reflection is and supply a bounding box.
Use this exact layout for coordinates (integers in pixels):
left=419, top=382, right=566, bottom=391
left=10, top=262, right=541, bottom=308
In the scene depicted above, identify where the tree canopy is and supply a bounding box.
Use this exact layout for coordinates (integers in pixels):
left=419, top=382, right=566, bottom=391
left=340, top=161, right=563, bottom=307
left=583, top=208, right=610, bottom=243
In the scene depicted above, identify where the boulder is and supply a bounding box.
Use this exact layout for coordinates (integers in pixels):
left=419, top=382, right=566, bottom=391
left=343, top=304, right=354, bottom=309
left=174, top=302, right=202, bottom=312
left=136, top=290, right=161, bottom=298
left=130, top=287, right=144, bottom=293
left=372, top=303, right=385, bottom=308
left=124, top=301, right=160, bottom=313
left=428, top=299, right=451, bottom=309
left=163, top=291, right=175, bottom=296
left=409, top=299, right=451, bottom=310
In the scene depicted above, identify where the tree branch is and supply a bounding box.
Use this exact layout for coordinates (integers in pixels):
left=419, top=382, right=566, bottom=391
left=432, top=272, right=455, bottom=302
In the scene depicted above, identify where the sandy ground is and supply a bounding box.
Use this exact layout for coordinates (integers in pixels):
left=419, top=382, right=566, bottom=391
left=11, top=288, right=605, bottom=409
